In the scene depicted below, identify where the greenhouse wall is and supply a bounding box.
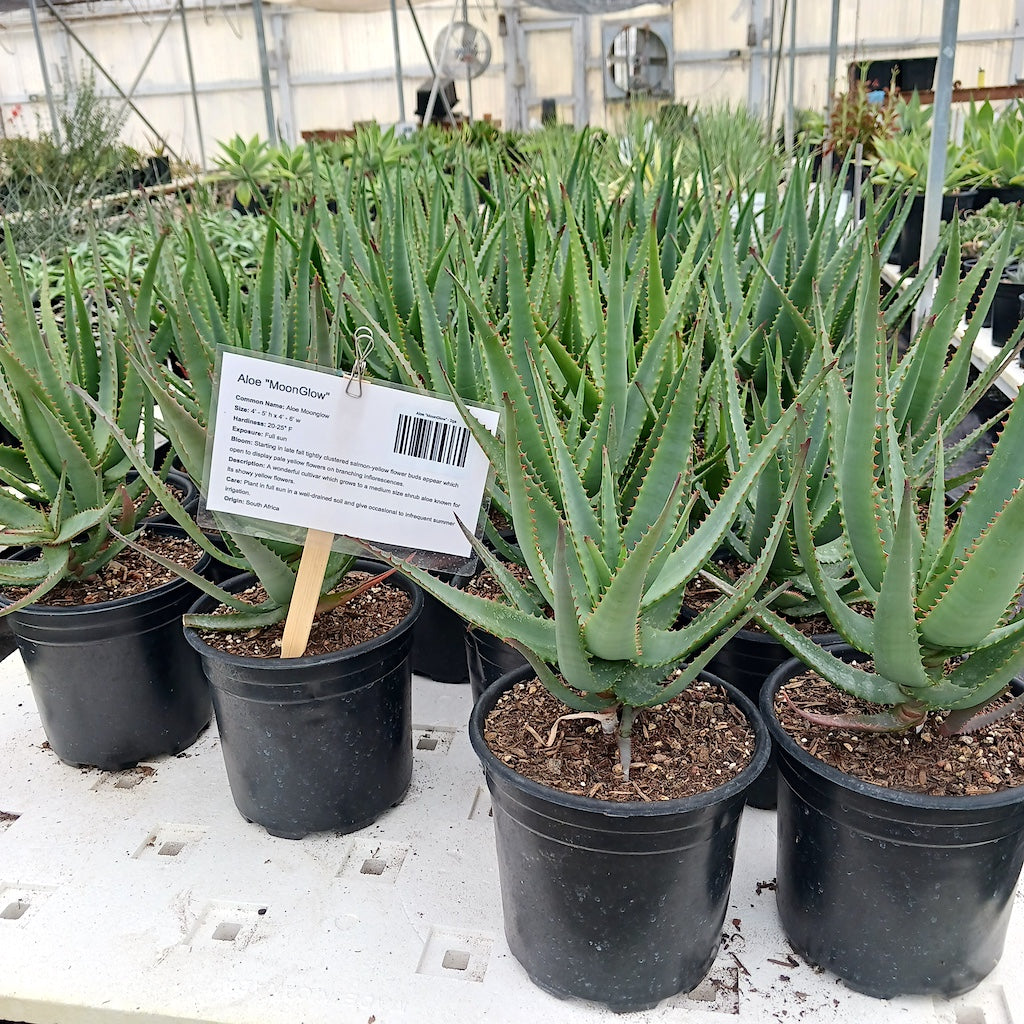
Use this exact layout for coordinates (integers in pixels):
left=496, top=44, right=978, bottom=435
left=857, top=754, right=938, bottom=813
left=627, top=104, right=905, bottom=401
left=0, top=0, right=1020, bottom=168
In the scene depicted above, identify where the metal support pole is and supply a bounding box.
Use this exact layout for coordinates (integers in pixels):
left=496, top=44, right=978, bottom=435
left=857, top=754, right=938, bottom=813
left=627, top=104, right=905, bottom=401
left=919, top=0, right=960, bottom=273
left=461, top=0, right=473, bottom=123
left=389, top=0, right=407, bottom=122
left=823, top=0, right=840, bottom=178
left=251, top=0, right=278, bottom=144
left=180, top=0, right=207, bottom=169
left=423, top=5, right=459, bottom=128
left=28, top=0, right=62, bottom=145
left=826, top=0, right=841, bottom=114
left=784, top=0, right=797, bottom=152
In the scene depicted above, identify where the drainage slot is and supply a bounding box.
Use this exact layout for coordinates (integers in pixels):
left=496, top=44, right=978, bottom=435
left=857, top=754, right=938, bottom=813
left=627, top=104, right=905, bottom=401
left=955, top=1010, right=986, bottom=1024
left=1, top=901, right=28, bottom=920
left=360, top=858, right=386, bottom=876
left=417, top=736, right=439, bottom=750
left=114, top=776, right=143, bottom=790
left=158, top=841, right=186, bottom=857
left=212, top=922, right=242, bottom=942
left=442, top=949, right=471, bottom=972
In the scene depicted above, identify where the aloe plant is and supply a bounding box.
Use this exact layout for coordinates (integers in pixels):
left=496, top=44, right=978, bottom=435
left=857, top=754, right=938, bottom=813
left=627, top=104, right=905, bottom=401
left=75, top=222, right=394, bottom=636
left=375, top=213, right=828, bottom=772
left=757, top=245, right=1024, bottom=734
left=0, top=246, right=160, bottom=612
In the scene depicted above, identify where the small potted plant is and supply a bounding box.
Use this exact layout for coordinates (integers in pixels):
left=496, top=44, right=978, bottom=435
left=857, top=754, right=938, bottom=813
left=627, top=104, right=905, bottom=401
left=95, top=230, right=424, bottom=840
left=754, top=249, right=1024, bottom=999
left=962, top=99, right=1024, bottom=205
left=824, top=69, right=900, bottom=192
left=0, top=253, right=212, bottom=770
left=870, top=100, right=982, bottom=270
left=378, top=259, right=828, bottom=1008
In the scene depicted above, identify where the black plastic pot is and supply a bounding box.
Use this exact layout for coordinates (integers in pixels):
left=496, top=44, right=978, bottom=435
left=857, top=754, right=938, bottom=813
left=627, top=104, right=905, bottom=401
left=411, top=564, right=475, bottom=684
left=1, top=524, right=213, bottom=770
left=761, top=650, right=1024, bottom=998
left=974, top=184, right=1024, bottom=207
left=470, top=664, right=770, bottom=1012
left=465, top=626, right=529, bottom=703
left=691, top=621, right=839, bottom=810
left=184, top=562, right=423, bottom=839
left=991, top=275, right=1024, bottom=346
left=143, top=155, right=172, bottom=186
left=897, top=190, right=977, bottom=271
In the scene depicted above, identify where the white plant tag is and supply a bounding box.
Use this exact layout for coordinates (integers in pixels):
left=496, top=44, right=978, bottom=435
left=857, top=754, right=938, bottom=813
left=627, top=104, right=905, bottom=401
left=205, top=350, right=499, bottom=558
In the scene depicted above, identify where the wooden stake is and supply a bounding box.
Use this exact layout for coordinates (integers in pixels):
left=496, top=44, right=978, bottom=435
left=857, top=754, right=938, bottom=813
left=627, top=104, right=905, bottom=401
left=280, top=527, right=334, bottom=658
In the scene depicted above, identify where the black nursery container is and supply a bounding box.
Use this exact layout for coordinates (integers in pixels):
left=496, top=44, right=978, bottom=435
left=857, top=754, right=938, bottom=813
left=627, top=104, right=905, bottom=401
left=2, top=524, right=213, bottom=770
left=897, top=190, right=976, bottom=271
left=991, top=276, right=1024, bottom=346
left=465, top=625, right=529, bottom=702
left=695, top=624, right=839, bottom=809
left=411, top=563, right=475, bottom=684
left=470, top=664, right=769, bottom=1012
left=184, top=562, right=422, bottom=839
left=762, top=651, right=1024, bottom=999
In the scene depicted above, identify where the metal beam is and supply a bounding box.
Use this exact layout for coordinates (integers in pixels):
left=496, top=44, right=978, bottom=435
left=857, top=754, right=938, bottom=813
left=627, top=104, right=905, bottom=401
left=389, top=0, right=407, bottom=122
left=179, top=0, right=206, bottom=169
left=250, top=0, right=278, bottom=144
left=28, top=0, right=62, bottom=145
left=919, top=0, right=960, bottom=303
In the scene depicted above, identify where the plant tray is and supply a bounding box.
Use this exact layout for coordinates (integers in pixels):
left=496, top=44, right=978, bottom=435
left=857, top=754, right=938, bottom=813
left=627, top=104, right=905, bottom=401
left=0, top=651, right=1020, bottom=1023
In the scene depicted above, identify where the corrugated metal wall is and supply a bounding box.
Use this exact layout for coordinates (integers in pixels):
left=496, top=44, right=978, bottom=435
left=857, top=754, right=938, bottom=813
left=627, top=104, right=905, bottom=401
left=0, top=0, right=1019, bottom=167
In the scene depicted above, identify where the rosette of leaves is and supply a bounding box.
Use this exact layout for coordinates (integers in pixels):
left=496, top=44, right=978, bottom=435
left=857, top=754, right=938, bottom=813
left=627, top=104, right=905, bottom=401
left=0, top=248, right=159, bottom=611
left=82, top=227, right=390, bottom=634
left=710, top=221, right=1018, bottom=620
left=376, top=223, right=828, bottom=773
left=757, top=245, right=1024, bottom=734
left=963, top=100, right=1024, bottom=190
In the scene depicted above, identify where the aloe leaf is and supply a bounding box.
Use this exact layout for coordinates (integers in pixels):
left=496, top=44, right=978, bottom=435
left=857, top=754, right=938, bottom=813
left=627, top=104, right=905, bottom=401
left=871, top=484, right=929, bottom=688
left=0, top=547, right=70, bottom=614
left=791, top=447, right=876, bottom=650
left=505, top=639, right=612, bottom=713
left=184, top=605, right=289, bottom=632
left=648, top=358, right=830, bottom=602
left=623, top=343, right=700, bottom=550
left=584, top=475, right=682, bottom=661
left=918, top=486, right=1024, bottom=650
left=551, top=523, right=600, bottom=693
left=52, top=502, right=119, bottom=545
left=757, top=608, right=905, bottom=704
left=0, top=492, right=49, bottom=531
left=839, top=245, right=891, bottom=593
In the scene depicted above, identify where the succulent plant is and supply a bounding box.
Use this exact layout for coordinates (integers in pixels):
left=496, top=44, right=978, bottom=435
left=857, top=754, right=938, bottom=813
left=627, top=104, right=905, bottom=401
left=0, top=235, right=177, bottom=612
left=757, top=245, right=1024, bottom=734
left=78, top=223, right=393, bottom=636
left=376, top=210, right=828, bottom=774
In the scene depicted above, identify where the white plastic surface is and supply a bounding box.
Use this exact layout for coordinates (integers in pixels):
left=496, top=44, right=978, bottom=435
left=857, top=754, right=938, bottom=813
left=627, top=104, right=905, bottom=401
left=0, top=650, right=1021, bottom=1024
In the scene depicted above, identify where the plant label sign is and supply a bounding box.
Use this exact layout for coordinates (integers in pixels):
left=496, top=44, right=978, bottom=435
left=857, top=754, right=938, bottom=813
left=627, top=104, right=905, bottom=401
left=205, top=350, right=499, bottom=558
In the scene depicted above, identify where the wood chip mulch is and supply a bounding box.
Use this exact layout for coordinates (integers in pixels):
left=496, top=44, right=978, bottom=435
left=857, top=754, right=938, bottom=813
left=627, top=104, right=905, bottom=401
left=683, top=557, right=869, bottom=638
left=776, top=670, right=1024, bottom=796
left=464, top=561, right=535, bottom=601
left=483, top=676, right=757, bottom=802
left=195, top=572, right=412, bottom=659
left=4, top=531, right=203, bottom=606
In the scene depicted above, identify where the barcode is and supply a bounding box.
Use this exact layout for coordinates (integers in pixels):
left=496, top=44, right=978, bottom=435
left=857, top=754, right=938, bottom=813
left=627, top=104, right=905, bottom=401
left=394, top=413, right=471, bottom=468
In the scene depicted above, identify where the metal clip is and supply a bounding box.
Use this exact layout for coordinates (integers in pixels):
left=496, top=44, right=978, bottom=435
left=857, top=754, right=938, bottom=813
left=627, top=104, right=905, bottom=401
left=346, top=326, right=374, bottom=398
